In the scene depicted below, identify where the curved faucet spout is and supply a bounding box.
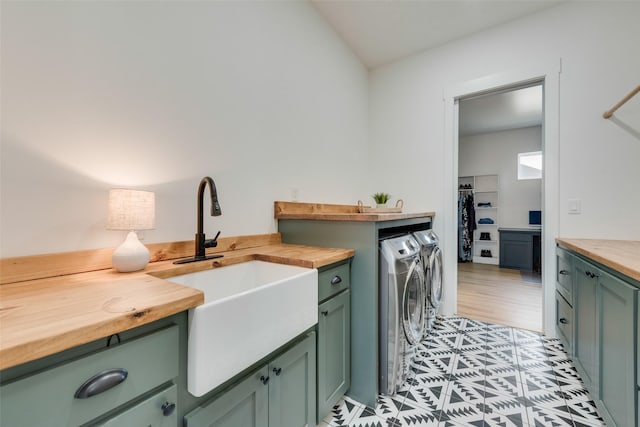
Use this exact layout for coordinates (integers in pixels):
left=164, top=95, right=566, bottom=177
left=174, top=176, right=223, bottom=264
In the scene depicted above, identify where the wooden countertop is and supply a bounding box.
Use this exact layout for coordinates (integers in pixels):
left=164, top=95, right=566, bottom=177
left=556, top=238, right=640, bottom=282
left=274, top=201, right=435, bottom=222
left=0, top=237, right=354, bottom=370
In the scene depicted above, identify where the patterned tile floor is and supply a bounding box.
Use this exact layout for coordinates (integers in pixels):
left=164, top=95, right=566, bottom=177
left=318, top=316, right=606, bottom=427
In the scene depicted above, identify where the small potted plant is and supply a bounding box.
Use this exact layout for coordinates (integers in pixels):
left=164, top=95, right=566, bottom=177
left=372, top=192, right=391, bottom=207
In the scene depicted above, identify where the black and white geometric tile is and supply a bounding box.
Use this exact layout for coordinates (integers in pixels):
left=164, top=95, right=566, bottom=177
left=317, top=316, right=606, bottom=427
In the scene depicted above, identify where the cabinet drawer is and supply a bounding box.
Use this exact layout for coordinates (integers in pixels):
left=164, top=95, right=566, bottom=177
left=99, top=384, right=177, bottom=426
left=555, top=291, right=573, bottom=356
left=318, top=261, right=350, bottom=302
left=0, top=325, right=179, bottom=427
left=556, top=248, right=573, bottom=304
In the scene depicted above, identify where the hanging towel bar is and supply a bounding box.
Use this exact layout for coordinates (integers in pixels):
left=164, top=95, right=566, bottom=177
left=603, top=85, right=640, bottom=119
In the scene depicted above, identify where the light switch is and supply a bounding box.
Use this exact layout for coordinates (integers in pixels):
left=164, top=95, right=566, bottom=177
left=568, top=198, right=581, bottom=214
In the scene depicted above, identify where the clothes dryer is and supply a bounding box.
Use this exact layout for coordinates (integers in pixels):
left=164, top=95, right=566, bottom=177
left=413, top=230, right=443, bottom=332
left=379, top=235, right=425, bottom=395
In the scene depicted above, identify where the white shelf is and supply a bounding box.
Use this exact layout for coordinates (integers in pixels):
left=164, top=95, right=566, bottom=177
left=473, top=255, right=499, bottom=265
left=459, top=174, right=500, bottom=265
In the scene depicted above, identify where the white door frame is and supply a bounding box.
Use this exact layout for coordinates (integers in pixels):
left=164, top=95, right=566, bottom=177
left=442, top=61, right=561, bottom=335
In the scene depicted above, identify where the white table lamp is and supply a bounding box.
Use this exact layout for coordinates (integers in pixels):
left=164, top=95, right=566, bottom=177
left=108, top=189, right=155, bottom=272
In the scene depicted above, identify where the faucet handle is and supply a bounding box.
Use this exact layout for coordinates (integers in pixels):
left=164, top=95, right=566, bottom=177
left=204, top=230, right=221, bottom=249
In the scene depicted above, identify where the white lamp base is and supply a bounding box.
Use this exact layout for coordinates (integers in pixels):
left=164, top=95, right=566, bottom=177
left=112, top=231, right=150, bottom=272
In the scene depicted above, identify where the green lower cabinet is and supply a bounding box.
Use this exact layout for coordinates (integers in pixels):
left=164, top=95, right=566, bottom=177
left=99, top=384, right=178, bottom=426
left=317, top=289, right=351, bottom=421
left=0, top=325, right=179, bottom=427
left=574, top=258, right=599, bottom=395
left=184, top=332, right=316, bottom=427
left=598, top=271, right=637, bottom=427
left=269, top=331, right=316, bottom=427
left=558, top=245, right=640, bottom=427
left=183, top=367, right=269, bottom=427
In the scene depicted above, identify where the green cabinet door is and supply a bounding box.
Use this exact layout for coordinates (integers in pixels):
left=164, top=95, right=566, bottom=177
left=183, top=367, right=269, bottom=427
left=317, top=289, right=351, bottom=421
left=269, top=332, right=316, bottom=427
left=100, top=384, right=178, bottom=426
left=598, top=271, right=637, bottom=427
left=574, top=258, right=599, bottom=394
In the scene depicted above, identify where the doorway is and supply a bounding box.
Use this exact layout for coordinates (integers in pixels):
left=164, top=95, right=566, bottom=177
left=441, top=62, right=561, bottom=336
left=456, top=84, right=544, bottom=331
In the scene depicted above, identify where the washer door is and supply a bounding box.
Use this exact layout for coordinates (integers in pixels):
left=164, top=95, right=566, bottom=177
left=428, top=246, right=443, bottom=308
left=402, top=258, right=426, bottom=345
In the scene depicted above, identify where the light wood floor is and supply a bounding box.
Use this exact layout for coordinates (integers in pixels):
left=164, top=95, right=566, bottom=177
left=457, top=262, right=543, bottom=332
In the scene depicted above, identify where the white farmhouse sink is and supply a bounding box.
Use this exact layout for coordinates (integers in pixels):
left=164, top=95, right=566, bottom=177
left=166, top=260, right=318, bottom=397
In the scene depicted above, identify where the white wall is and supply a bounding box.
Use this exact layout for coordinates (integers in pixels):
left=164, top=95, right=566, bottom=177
left=370, top=2, right=639, bottom=331
left=459, top=126, right=542, bottom=228
left=0, top=1, right=369, bottom=257
left=370, top=1, right=640, bottom=242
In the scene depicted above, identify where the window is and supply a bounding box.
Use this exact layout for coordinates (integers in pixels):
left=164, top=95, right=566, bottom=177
left=518, top=151, right=542, bottom=180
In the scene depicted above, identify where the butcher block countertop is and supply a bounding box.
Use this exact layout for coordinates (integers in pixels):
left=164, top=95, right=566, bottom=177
left=0, top=234, right=354, bottom=370
left=556, top=238, right=640, bottom=282
left=274, top=201, right=435, bottom=222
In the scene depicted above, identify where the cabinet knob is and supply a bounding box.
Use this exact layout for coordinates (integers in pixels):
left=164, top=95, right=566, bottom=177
left=559, top=318, right=568, bottom=324
left=330, top=275, right=342, bottom=285
left=260, top=375, right=270, bottom=385
left=559, top=270, right=570, bottom=275
left=273, top=367, right=282, bottom=376
left=321, top=310, right=329, bottom=316
left=161, top=401, right=176, bottom=417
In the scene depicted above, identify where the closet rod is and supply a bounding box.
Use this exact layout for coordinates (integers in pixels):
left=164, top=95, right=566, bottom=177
left=603, top=85, right=640, bottom=119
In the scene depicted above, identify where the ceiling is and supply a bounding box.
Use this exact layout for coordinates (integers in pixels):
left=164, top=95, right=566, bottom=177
left=459, top=85, right=543, bottom=136
left=311, top=0, right=551, bottom=135
left=311, top=0, right=563, bottom=69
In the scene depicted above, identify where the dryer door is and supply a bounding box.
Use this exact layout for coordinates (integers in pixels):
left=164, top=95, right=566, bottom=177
left=402, top=258, right=426, bottom=345
left=428, top=247, right=443, bottom=308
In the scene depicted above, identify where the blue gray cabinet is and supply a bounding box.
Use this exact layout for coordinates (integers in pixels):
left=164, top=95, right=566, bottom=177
left=499, top=228, right=541, bottom=272
left=0, top=325, right=179, bottom=427
left=317, top=262, right=351, bottom=421
left=184, top=332, right=316, bottom=427
left=278, top=216, right=432, bottom=407
left=556, top=244, right=639, bottom=427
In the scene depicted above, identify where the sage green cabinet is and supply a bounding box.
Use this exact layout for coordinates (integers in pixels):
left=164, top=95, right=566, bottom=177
left=269, top=331, right=317, bottom=427
left=555, top=290, right=573, bottom=354
left=100, top=384, right=178, bottom=427
left=183, top=367, right=269, bottom=427
left=556, top=247, right=574, bottom=305
left=557, top=244, right=639, bottom=427
left=573, top=257, right=599, bottom=394
left=598, top=271, right=637, bottom=427
left=317, top=288, right=351, bottom=420
left=185, top=332, right=316, bottom=427
left=0, top=325, right=179, bottom=427
left=278, top=217, right=432, bottom=407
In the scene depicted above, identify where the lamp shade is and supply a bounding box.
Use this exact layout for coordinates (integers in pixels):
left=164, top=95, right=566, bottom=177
left=108, top=189, right=155, bottom=231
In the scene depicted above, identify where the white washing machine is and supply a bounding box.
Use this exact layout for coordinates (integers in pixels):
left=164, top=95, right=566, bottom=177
left=379, top=235, right=426, bottom=395
left=413, top=230, right=443, bottom=332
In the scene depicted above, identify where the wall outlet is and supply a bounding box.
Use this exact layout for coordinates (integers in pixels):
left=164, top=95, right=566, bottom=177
left=568, top=198, right=581, bottom=214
